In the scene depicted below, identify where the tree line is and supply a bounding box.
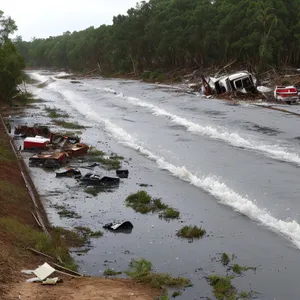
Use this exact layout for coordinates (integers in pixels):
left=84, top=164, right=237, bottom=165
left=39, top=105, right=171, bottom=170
left=12, top=0, right=300, bottom=76
left=0, top=10, right=25, bottom=103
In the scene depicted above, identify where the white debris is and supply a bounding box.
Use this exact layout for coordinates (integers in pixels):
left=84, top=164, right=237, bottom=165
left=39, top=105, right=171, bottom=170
left=257, top=86, right=273, bottom=93
left=33, top=262, right=55, bottom=281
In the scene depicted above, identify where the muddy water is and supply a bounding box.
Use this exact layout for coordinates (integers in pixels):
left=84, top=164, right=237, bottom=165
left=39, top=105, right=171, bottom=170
left=10, top=70, right=300, bottom=299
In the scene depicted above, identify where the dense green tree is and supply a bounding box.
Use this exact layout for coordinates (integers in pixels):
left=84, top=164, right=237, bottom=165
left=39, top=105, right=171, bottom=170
left=0, top=11, right=25, bottom=103
left=14, top=0, right=300, bottom=74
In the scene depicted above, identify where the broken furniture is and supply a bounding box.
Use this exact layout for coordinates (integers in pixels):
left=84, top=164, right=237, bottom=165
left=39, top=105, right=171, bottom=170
left=29, top=151, right=66, bottom=168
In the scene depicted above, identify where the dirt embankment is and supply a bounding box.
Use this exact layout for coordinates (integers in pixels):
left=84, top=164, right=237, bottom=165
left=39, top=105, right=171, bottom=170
left=0, top=107, right=160, bottom=300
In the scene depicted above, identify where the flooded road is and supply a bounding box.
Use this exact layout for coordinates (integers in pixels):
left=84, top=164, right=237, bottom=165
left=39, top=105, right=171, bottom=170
left=15, top=71, right=300, bottom=299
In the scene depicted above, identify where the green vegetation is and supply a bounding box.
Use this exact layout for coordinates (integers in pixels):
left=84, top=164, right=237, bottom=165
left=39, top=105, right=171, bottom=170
left=74, top=226, right=103, bottom=238
left=37, top=82, right=48, bottom=88
left=53, top=120, right=86, bottom=130
left=171, top=291, right=182, bottom=298
left=84, top=186, right=99, bottom=196
left=126, top=258, right=191, bottom=288
left=176, top=225, right=206, bottom=239
left=14, top=1, right=300, bottom=77
left=58, top=208, right=81, bottom=219
left=0, top=12, right=25, bottom=104
left=160, top=208, right=180, bottom=219
left=103, top=268, right=122, bottom=276
left=0, top=217, right=78, bottom=271
left=207, top=275, right=236, bottom=300
left=44, top=106, right=69, bottom=118
left=221, top=253, right=230, bottom=266
left=0, top=143, right=16, bottom=161
left=125, top=191, right=180, bottom=219
left=232, top=264, right=256, bottom=275
left=239, top=291, right=254, bottom=299
left=86, top=147, right=122, bottom=170
left=0, top=181, right=27, bottom=204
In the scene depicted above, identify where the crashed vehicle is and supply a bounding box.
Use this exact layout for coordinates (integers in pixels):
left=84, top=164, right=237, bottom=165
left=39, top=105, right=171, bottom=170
left=203, top=71, right=257, bottom=95
left=79, top=173, right=120, bottom=187
left=274, top=86, right=299, bottom=104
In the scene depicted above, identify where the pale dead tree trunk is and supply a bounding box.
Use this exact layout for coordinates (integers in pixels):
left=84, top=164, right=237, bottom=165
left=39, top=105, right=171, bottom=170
left=127, top=49, right=137, bottom=75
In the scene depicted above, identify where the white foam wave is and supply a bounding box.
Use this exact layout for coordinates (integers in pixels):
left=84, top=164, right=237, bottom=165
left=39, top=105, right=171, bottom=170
left=60, top=90, right=300, bottom=250
left=117, top=95, right=300, bottom=165
left=29, top=72, right=48, bottom=83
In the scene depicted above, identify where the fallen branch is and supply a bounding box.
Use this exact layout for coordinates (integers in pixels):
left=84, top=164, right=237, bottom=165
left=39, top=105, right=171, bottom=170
left=27, top=247, right=56, bottom=261
left=50, top=262, right=84, bottom=277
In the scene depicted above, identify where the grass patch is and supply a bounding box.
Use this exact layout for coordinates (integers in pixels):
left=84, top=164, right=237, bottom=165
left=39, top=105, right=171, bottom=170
left=44, top=106, right=69, bottom=118
left=74, top=226, right=103, bottom=239
left=125, top=258, right=191, bottom=289
left=59, top=130, right=83, bottom=136
left=84, top=186, right=99, bottom=196
left=160, top=208, right=180, bottom=219
left=58, top=208, right=81, bottom=219
left=53, top=120, right=86, bottom=130
left=87, top=147, right=105, bottom=157
left=86, top=147, right=124, bottom=170
left=15, top=92, right=37, bottom=105
left=0, top=217, right=78, bottom=271
left=0, top=181, right=27, bottom=204
left=176, top=226, right=206, bottom=239
left=103, top=268, right=122, bottom=276
left=22, top=73, right=39, bottom=84
left=207, top=275, right=236, bottom=300
left=232, top=264, right=256, bottom=275
left=221, top=253, right=230, bottom=266
left=0, top=142, right=17, bottom=161
left=172, top=291, right=182, bottom=298
left=239, top=291, right=254, bottom=299
left=126, top=191, right=180, bottom=219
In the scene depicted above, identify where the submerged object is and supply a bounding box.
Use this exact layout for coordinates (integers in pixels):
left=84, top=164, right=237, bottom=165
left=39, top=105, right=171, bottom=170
left=103, top=221, right=133, bottom=233
left=79, top=173, right=120, bottom=186
left=116, top=169, right=129, bottom=178
left=55, top=167, right=81, bottom=177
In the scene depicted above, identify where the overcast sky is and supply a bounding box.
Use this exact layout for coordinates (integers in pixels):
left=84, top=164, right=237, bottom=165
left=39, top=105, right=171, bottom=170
left=1, top=0, right=141, bottom=41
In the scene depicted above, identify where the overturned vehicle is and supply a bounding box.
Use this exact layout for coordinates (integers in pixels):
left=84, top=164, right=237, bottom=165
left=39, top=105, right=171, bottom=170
left=202, top=71, right=257, bottom=95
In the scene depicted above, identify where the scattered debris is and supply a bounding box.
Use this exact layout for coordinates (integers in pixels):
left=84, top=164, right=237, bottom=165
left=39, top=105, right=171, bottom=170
left=24, top=136, right=50, bottom=150
left=29, top=152, right=66, bottom=168
left=42, top=277, right=60, bottom=285
left=116, top=169, right=129, bottom=178
left=103, top=268, right=122, bottom=276
left=33, top=262, right=55, bottom=281
left=63, top=143, right=89, bottom=157
left=103, top=221, right=133, bottom=233
left=14, top=125, right=50, bottom=137
left=79, top=173, right=120, bottom=187
left=55, top=167, right=81, bottom=177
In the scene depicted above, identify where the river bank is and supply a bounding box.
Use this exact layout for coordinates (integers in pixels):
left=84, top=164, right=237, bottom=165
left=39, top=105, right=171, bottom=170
left=0, top=104, right=161, bottom=299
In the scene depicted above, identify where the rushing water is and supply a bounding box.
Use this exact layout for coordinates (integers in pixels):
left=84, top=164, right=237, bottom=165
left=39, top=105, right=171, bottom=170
left=15, top=70, right=300, bottom=299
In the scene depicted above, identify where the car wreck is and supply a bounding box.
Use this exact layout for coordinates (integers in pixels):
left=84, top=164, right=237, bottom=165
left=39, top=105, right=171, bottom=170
left=14, top=125, right=50, bottom=137
left=202, top=71, right=257, bottom=95
left=79, top=173, right=120, bottom=187
left=55, top=167, right=81, bottom=177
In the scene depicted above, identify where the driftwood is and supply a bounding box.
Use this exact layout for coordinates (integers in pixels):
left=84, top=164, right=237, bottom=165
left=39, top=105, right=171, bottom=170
left=254, top=105, right=300, bottom=117
left=50, top=262, right=84, bottom=277
left=27, top=247, right=56, bottom=261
